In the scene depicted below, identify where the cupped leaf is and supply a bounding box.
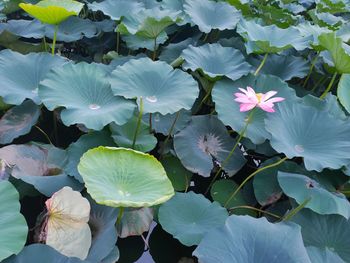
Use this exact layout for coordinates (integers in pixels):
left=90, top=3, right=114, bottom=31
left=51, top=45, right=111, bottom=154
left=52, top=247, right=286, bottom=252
left=181, top=43, right=252, bottom=81
left=117, top=207, right=153, bottom=238
left=193, top=215, right=311, bottom=263
left=0, top=144, right=81, bottom=196
left=65, top=131, right=116, bottom=183
left=184, top=0, right=241, bottom=33
left=0, top=19, right=45, bottom=39
left=0, top=50, right=67, bottom=105
left=265, top=100, right=350, bottom=171
left=39, top=62, right=136, bottom=130
left=173, top=115, right=246, bottom=177
left=78, top=146, right=175, bottom=207
left=318, top=33, right=350, bottom=73
left=3, top=244, right=85, bottom=263
left=337, top=74, right=350, bottom=113
left=0, top=100, right=40, bottom=145
left=237, top=19, right=310, bottom=54
left=158, top=192, right=228, bottom=246
left=40, top=187, right=91, bottom=260
left=110, top=115, right=157, bottom=152
left=109, top=57, right=199, bottom=115
left=88, top=0, right=144, bottom=21
left=0, top=181, right=27, bottom=261
left=291, top=209, right=350, bottom=262
left=161, top=0, right=191, bottom=25
left=19, top=0, right=84, bottom=25
left=278, top=172, right=350, bottom=218
left=212, top=74, right=298, bottom=144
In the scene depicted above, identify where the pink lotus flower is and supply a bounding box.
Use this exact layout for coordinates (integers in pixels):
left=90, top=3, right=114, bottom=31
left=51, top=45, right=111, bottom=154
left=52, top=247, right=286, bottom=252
left=234, top=87, right=285, bottom=113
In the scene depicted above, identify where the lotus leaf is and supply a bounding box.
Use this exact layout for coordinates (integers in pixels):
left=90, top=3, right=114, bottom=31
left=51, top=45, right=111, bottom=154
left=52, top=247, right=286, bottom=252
left=337, top=74, right=350, bottom=113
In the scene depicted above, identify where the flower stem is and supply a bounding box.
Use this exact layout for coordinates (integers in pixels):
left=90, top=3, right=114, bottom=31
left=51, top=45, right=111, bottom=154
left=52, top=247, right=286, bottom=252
left=303, top=52, right=319, bottom=88
left=320, top=72, right=337, bottom=99
left=204, top=109, right=256, bottom=195
left=254, top=53, right=268, bottom=76
left=282, top=197, right=311, bottom=221
left=116, top=207, right=125, bottom=225
left=224, top=157, right=288, bottom=208
left=132, top=97, right=144, bottom=149
left=229, top=205, right=282, bottom=219
left=51, top=24, right=58, bottom=56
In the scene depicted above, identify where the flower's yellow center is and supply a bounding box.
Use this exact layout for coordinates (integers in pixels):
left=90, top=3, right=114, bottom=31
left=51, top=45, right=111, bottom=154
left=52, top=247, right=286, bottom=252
left=256, top=93, right=263, bottom=103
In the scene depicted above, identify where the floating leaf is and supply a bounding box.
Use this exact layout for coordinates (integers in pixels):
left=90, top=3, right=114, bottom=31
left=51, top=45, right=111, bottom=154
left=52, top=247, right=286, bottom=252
left=39, top=62, right=136, bottom=130
left=181, top=43, right=252, bottom=81
left=278, top=172, right=350, bottom=218
left=158, top=192, right=228, bottom=246
left=212, top=74, right=297, bottom=144
left=0, top=144, right=81, bottom=196
left=0, top=50, right=67, bottom=105
left=0, top=181, right=27, bottom=261
left=39, top=187, right=91, bottom=260
left=184, top=0, right=241, bottom=33
left=109, top=57, right=199, bottom=115
left=78, top=146, right=174, bottom=207
left=174, top=115, right=246, bottom=177
left=193, top=215, right=311, bottom=263
left=0, top=100, right=40, bottom=145
left=337, top=74, right=350, bottom=113
left=19, top=0, right=84, bottom=25
left=265, top=100, right=350, bottom=171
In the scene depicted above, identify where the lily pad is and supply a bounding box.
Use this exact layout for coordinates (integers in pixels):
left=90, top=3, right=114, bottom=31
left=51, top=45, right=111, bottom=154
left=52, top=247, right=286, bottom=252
left=88, top=0, right=144, bottom=21
left=0, top=144, right=81, bottom=196
left=109, top=57, right=199, bottom=115
left=117, top=207, right=154, bottom=238
left=173, top=115, right=246, bottom=177
left=237, top=19, right=310, bottom=54
left=291, top=209, right=350, bottom=262
left=181, top=43, right=252, bottom=81
left=19, top=0, right=84, bottom=25
left=265, top=99, right=350, bottom=171
left=278, top=172, right=350, bottom=218
left=158, top=192, right=228, bottom=246
left=65, top=131, right=116, bottom=183
left=184, top=0, right=241, bottom=33
left=212, top=74, right=297, bottom=144
left=110, top=114, right=157, bottom=152
left=0, top=49, right=67, bottom=105
left=0, top=100, right=40, bottom=145
left=337, top=74, right=350, bottom=113
left=0, top=181, right=27, bottom=261
left=39, top=62, right=136, bottom=130
left=193, top=215, right=311, bottom=263
left=78, top=146, right=175, bottom=207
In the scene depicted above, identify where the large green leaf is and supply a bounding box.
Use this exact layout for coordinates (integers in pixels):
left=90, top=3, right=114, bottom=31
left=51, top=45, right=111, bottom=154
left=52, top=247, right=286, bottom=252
left=212, top=74, right=298, bottom=144
left=318, top=32, right=350, bottom=74
left=291, top=209, right=350, bottom=262
left=158, top=192, right=228, bottom=246
left=78, top=146, right=175, bottom=207
left=193, top=215, right=311, bottom=263
left=265, top=99, right=350, bottom=171
left=19, top=0, right=84, bottom=25
left=0, top=100, right=40, bottom=145
left=109, top=57, right=199, bottom=115
left=0, top=181, right=27, bottom=261
left=337, top=74, right=350, bottom=113
left=39, top=62, right=136, bottom=130
left=184, top=0, right=241, bottom=33
left=278, top=172, right=350, bottom=218
left=173, top=115, right=246, bottom=177
left=181, top=43, right=252, bottom=81
left=0, top=50, right=67, bottom=105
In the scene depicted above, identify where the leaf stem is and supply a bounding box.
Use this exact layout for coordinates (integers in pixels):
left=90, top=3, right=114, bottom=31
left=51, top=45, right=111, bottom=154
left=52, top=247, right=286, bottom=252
left=160, top=110, right=181, bottom=158
left=116, top=207, right=125, bottom=225
left=224, top=157, right=288, bottom=208
left=132, top=97, right=144, bottom=149
left=116, top=31, right=120, bottom=54
left=303, top=52, right=319, bottom=88
left=35, top=125, right=53, bottom=146
left=254, top=53, right=268, bottom=76
left=52, top=24, right=58, bottom=56
left=204, top=109, right=256, bottom=195
left=229, top=205, right=282, bottom=219
left=320, top=72, right=337, bottom=99
left=282, top=198, right=311, bottom=221
left=152, top=37, right=157, bottom=61
left=197, top=81, right=215, bottom=111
